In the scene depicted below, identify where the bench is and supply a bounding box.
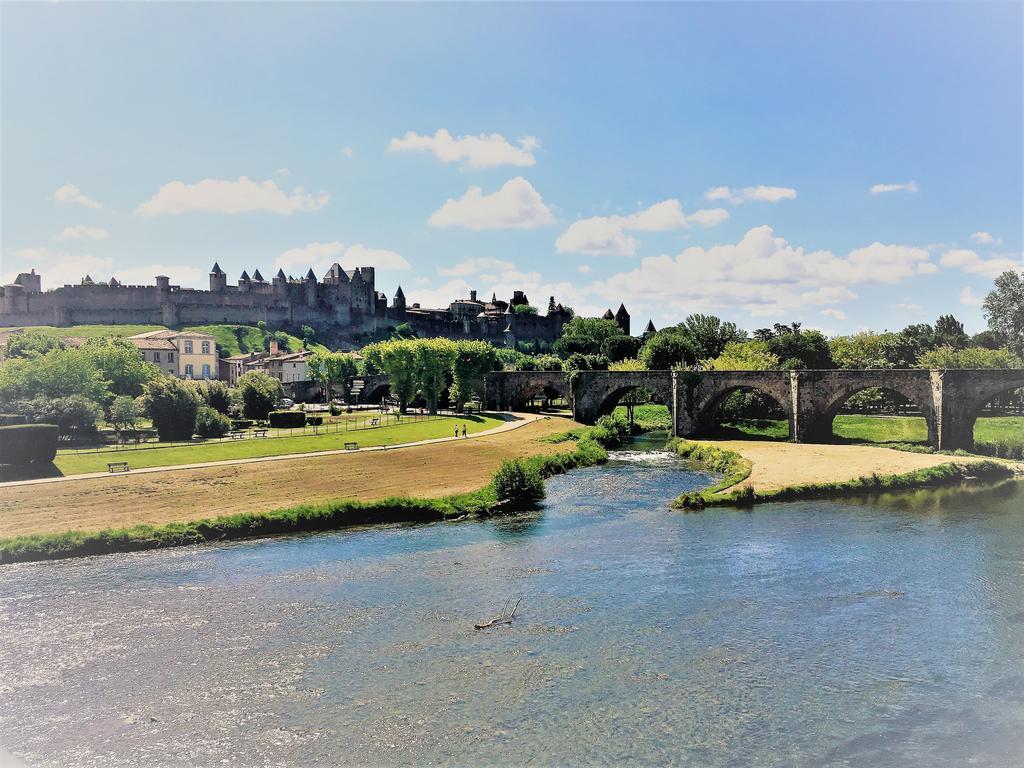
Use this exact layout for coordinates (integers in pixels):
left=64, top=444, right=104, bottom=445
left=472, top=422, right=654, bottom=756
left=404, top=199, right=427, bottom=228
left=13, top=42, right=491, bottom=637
left=253, top=429, right=268, bottom=438
left=229, top=431, right=246, bottom=440
left=107, top=462, right=130, bottom=473
left=344, top=441, right=359, bottom=450
left=370, top=418, right=380, bottom=427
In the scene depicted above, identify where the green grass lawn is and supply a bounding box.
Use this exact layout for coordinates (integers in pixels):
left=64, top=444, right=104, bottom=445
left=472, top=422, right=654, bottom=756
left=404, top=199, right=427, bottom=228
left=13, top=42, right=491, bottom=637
left=1, top=324, right=164, bottom=339
left=719, top=414, right=1024, bottom=446
left=54, top=414, right=505, bottom=475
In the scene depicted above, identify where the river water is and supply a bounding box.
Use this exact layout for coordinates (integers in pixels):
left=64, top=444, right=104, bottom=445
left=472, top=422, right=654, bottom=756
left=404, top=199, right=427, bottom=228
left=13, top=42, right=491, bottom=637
left=1, top=434, right=1023, bottom=767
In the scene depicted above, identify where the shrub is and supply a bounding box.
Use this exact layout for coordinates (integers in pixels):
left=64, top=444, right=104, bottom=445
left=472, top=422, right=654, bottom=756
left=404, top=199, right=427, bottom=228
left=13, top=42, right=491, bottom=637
left=0, top=413, right=27, bottom=426
left=108, top=395, right=143, bottom=438
left=268, top=410, right=306, bottom=428
left=491, top=459, right=545, bottom=506
left=143, top=377, right=200, bottom=441
left=24, top=395, right=101, bottom=439
left=0, top=424, right=58, bottom=465
left=192, top=379, right=233, bottom=414
left=195, top=406, right=231, bottom=438
left=230, top=419, right=254, bottom=430
left=306, top=415, right=324, bottom=426
left=237, top=371, right=283, bottom=420
left=592, top=413, right=630, bottom=448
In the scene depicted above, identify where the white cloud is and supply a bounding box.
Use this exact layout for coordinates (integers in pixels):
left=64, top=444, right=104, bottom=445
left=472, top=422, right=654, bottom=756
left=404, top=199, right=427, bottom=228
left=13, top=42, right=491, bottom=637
left=273, top=167, right=291, bottom=177
left=274, top=241, right=410, bottom=277
left=55, top=225, right=110, bottom=241
left=53, top=183, right=103, bottom=209
left=892, top=302, right=923, bottom=312
left=428, top=177, right=554, bottom=230
left=555, top=200, right=729, bottom=257
left=341, top=146, right=354, bottom=158
left=135, top=177, right=329, bottom=217
left=917, top=262, right=940, bottom=274
left=437, top=257, right=516, bottom=277
left=586, top=225, right=933, bottom=318
left=822, top=308, right=847, bottom=321
left=388, top=129, right=538, bottom=169
left=959, top=286, right=984, bottom=307
left=577, top=264, right=592, bottom=274
left=704, top=185, right=797, bottom=205
left=869, top=181, right=918, bottom=195
left=117, top=264, right=205, bottom=287
left=3, top=246, right=199, bottom=288
left=970, top=231, right=1002, bottom=245
left=940, top=248, right=1022, bottom=279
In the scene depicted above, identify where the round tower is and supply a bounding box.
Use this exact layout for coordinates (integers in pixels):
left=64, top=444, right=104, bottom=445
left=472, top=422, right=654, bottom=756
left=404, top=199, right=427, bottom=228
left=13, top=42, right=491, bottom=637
left=209, top=262, right=227, bottom=292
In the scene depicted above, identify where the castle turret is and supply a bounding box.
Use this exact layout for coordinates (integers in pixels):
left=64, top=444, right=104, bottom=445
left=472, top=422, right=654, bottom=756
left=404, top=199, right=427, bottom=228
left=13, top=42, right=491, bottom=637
left=14, top=269, right=41, bottom=294
left=602, top=308, right=615, bottom=320
left=210, top=262, right=227, bottom=292
left=238, top=270, right=251, bottom=292
left=643, top=319, right=656, bottom=338
left=155, top=275, right=170, bottom=292
left=272, top=268, right=288, bottom=298
left=252, top=269, right=265, bottom=283
left=393, top=285, right=406, bottom=311
left=547, top=296, right=557, bottom=315
left=615, top=303, right=630, bottom=336
left=305, top=268, right=318, bottom=308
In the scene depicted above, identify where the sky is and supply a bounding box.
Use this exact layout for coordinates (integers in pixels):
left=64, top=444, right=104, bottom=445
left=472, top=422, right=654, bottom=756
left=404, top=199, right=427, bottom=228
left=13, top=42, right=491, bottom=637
left=1, top=1, right=1021, bottom=335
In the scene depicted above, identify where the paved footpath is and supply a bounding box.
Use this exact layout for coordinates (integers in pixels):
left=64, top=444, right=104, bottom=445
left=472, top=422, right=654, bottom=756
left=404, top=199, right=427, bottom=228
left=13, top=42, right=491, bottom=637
left=0, top=412, right=547, bottom=489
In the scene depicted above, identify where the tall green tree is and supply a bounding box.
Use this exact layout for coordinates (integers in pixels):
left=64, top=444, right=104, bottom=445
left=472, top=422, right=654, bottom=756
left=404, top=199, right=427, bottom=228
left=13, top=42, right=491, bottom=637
left=450, top=340, right=498, bottom=408
left=81, top=337, right=161, bottom=399
left=933, top=314, right=969, bottom=350
left=308, top=351, right=359, bottom=402
left=553, top=317, right=625, bottom=358
left=984, top=270, right=1024, bottom=357
left=3, top=330, right=64, bottom=359
left=0, top=347, right=110, bottom=404
left=676, top=314, right=747, bottom=360
left=236, top=371, right=284, bottom=419
left=703, top=341, right=780, bottom=370
left=638, top=332, right=696, bottom=370
left=362, top=340, right=418, bottom=412
left=142, top=377, right=200, bottom=441
left=415, top=338, right=458, bottom=413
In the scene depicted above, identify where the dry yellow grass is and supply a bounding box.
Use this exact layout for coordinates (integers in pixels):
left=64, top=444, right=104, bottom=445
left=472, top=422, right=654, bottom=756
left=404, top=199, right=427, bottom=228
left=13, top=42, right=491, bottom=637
left=0, top=416, right=581, bottom=539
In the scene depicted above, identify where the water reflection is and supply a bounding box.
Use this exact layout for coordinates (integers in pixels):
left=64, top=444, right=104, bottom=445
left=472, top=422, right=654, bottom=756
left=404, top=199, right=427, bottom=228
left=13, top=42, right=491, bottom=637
left=0, top=445, right=1021, bottom=767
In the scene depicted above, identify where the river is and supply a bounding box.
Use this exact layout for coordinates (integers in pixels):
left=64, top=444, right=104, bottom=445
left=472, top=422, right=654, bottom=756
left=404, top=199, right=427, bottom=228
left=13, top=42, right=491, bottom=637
left=1, top=434, right=1023, bottom=767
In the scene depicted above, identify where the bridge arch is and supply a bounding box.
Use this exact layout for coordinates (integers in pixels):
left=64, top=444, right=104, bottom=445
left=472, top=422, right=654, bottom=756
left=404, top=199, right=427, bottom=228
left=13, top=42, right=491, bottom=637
left=484, top=371, right=569, bottom=412
left=820, top=383, right=936, bottom=445
left=948, top=370, right=1024, bottom=450
left=691, top=384, right=793, bottom=439
left=572, top=371, right=673, bottom=424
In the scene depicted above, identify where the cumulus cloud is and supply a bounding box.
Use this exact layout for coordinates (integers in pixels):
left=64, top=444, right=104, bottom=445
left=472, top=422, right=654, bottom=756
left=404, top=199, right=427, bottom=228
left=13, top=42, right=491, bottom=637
left=135, top=177, right=329, bottom=217
left=388, top=129, right=538, bottom=169
left=940, top=248, right=1022, bottom=279
left=869, top=181, right=918, bottom=195
left=555, top=200, right=729, bottom=257
left=959, top=286, right=984, bottom=307
left=55, top=225, right=110, bottom=241
left=437, top=257, right=516, bottom=277
left=586, top=225, right=933, bottom=318
left=341, top=146, right=354, bottom=158
left=274, top=241, right=410, bottom=277
left=704, top=185, right=797, bottom=205
left=970, top=231, right=1002, bottom=245
left=53, top=183, right=103, bottom=209
left=577, top=264, right=592, bottom=274
left=822, top=308, right=847, bottom=321
left=428, top=177, right=554, bottom=230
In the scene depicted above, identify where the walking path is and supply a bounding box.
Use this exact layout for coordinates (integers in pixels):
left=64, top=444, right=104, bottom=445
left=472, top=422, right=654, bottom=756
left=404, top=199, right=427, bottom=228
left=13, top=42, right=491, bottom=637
left=0, top=412, right=545, bottom=489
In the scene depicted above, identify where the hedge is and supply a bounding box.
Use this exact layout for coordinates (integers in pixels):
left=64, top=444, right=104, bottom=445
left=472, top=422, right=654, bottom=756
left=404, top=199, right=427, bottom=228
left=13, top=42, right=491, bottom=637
left=230, top=419, right=254, bottom=430
left=268, top=410, right=306, bottom=428
left=0, top=424, right=59, bottom=465
left=0, top=413, right=27, bottom=426
left=306, top=415, right=324, bottom=426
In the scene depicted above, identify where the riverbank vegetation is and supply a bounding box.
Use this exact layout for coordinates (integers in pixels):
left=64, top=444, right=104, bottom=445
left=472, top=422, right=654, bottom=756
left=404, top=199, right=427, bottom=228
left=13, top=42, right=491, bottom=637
left=0, top=421, right=613, bottom=564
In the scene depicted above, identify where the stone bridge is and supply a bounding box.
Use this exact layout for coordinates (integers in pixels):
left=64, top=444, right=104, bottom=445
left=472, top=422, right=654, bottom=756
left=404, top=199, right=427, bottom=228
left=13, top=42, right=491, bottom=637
left=486, top=368, right=1024, bottom=450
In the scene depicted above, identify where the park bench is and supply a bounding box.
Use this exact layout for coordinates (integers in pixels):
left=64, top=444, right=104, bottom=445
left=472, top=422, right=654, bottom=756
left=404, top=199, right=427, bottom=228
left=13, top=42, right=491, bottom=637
left=344, top=441, right=359, bottom=450
left=253, top=429, right=268, bottom=438
left=370, top=418, right=380, bottom=427
left=229, top=431, right=246, bottom=440
left=107, top=461, right=130, bottom=473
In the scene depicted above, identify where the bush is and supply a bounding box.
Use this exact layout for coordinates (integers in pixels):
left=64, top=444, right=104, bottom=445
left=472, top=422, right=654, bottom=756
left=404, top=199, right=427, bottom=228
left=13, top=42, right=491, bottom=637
left=0, top=424, right=58, bottom=465
left=491, top=459, right=546, bottom=506
left=24, top=395, right=100, bottom=439
left=230, top=419, right=254, bottom=430
left=195, top=406, right=231, bottom=438
left=0, top=413, right=27, bottom=426
left=268, top=410, right=306, bottom=428
left=192, top=379, right=233, bottom=414
left=143, top=378, right=200, bottom=441
left=237, top=371, right=283, bottom=420
left=591, top=413, right=630, bottom=448
left=306, top=415, right=324, bottom=426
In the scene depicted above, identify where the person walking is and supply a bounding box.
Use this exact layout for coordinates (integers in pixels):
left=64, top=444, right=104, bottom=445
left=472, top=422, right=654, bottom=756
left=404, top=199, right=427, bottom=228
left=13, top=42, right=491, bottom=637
left=454, top=425, right=459, bottom=438
left=461, top=424, right=467, bottom=438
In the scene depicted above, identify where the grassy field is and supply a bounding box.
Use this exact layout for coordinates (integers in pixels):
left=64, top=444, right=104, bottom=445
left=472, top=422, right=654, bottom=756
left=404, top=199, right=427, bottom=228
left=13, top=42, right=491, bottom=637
left=1, top=324, right=163, bottom=339
left=54, top=414, right=504, bottom=475
left=720, top=414, right=1024, bottom=445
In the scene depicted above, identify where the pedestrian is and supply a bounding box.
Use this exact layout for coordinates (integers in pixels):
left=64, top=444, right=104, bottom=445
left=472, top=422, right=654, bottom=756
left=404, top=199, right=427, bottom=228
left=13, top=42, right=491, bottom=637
left=461, top=424, right=467, bottom=438
left=454, top=425, right=459, bottom=438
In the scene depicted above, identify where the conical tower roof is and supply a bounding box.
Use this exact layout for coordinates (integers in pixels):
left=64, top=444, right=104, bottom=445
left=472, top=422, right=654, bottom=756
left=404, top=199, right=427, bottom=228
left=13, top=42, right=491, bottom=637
left=644, top=319, right=656, bottom=334
left=252, top=269, right=264, bottom=282
left=210, top=262, right=224, bottom=275
left=276, top=268, right=286, bottom=279
left=395, top=285, right=406, bottom=300
left=602, top=308, right=615, bottom=320
left=306, top=268, right=316, bottom=280
left=239, top=270, right=250, bottom=281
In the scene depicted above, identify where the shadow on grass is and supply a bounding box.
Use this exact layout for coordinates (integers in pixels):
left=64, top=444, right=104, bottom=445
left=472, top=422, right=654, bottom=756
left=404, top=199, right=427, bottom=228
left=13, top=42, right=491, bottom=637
left=0, top=462, right=65, bottom=482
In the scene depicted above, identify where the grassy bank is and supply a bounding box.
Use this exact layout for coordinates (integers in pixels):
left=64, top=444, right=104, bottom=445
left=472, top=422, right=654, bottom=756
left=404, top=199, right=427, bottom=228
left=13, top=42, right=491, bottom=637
left=0, top=425, right=610, bottom=564
left=54, top=415, right=503, bottom=475
left=670, top=438, right=1015, bottom=510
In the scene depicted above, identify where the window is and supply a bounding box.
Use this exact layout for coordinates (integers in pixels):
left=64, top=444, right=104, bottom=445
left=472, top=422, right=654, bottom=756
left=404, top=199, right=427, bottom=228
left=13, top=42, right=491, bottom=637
left=168, top=352, right=175, bottom=362
left=201, top=364, right=211, bottom=379
left=153, top=351, right=161, bottom=363
left=184, top=340, right=193, bottom=354
left=185, top=363, right=194, bottom=378
left=201, top=341, right=210, bottom=354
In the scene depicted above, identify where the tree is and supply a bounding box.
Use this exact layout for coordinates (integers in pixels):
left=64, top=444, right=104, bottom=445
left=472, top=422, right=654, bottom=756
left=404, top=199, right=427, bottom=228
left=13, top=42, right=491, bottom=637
left=194, top=405, right=231, bottom=438
left=267, top=330, right=291, bottom=352
left=3, top=330, right=64, bottom=359
left=413, top=338, right=458, bottom=414
left=142, top=377, right=200, bottom=441
left=308, top=351, right=358, bottom=402
left=639, top=332, right=696, bottom=370
left=450, top=340, right=498, bottom=409
left=0, top=347, right=110, bottom=405
left=601, top=335, right=642, bottom=363
left=513, top=304, right=538, bottom=315
left=362, top=340, right=418, bottom=412
left=704, top=341, right=780, bottom=371
left=26, top=395, right=102, bottom=439
left=766, top=329, right=833, bottom=369
left=553, top=317, right=625, bottom=358
left=984, top=270, right=1024, bottom=357
left=828, top=331, right=899, bottom=369
left=108, top=395, right=143, bottom=441
left=191, top=379, right=233, bottom=414
left=676, top=314, right=747, bottom=360
left=236, top=371, right=283, bottom=419
left=933, top=314, right=968, bottom=350
left=917, top=346, right=1023, bottom=369
left=81, top=337, right=161, bottom=399
left=301, top=324, right=316, bottom=349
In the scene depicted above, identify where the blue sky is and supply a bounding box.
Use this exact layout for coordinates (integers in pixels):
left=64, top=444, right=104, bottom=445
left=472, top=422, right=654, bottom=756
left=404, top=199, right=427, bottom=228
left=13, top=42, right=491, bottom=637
left=2, top=1, right=1021, bottom=334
